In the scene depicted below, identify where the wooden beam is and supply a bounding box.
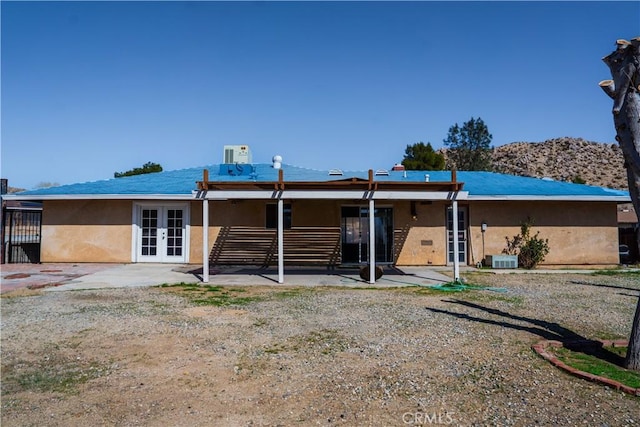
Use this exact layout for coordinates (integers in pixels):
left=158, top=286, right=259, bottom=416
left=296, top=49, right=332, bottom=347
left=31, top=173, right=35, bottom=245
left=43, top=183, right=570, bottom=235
left=201, top=180, right=463, bottom=192
left=278, top=169, right=284, bottom=190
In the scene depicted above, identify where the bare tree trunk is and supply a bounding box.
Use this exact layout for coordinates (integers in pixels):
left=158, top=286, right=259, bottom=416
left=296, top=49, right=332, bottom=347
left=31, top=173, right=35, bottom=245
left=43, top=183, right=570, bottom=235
left=600, top=37, right=640, bottom=371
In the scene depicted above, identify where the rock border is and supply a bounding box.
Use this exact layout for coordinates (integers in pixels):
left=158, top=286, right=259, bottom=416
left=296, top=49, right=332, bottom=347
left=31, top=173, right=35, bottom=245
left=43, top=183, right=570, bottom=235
left=532, top=339, right=639, bottom=396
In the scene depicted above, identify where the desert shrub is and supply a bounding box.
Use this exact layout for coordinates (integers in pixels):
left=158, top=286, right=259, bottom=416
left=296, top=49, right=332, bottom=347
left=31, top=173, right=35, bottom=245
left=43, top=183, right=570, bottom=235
left=572, top=175, right=586, bottom=184
left=503, top=218, right=550, bottom=269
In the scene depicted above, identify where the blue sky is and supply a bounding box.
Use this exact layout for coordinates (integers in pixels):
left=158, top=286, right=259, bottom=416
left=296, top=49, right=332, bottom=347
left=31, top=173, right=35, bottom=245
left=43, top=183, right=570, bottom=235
left=2, top=1, right=639, bottom=190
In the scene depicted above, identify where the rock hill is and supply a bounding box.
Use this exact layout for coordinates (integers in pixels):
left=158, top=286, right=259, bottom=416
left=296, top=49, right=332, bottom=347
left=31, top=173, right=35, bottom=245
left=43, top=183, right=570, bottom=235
left=444, top=137, right=627, bottom=190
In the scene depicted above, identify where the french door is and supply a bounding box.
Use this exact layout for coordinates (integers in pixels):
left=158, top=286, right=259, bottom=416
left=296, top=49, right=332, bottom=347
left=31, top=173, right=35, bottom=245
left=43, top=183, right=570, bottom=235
left=134, top=204, right=188, bottom=263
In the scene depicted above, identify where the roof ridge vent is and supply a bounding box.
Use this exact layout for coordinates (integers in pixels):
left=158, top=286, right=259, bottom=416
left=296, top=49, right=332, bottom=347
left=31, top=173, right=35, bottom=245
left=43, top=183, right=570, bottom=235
left=375, top=169, right=389, bottom=176
left=329, top=169, right=343, bottom=176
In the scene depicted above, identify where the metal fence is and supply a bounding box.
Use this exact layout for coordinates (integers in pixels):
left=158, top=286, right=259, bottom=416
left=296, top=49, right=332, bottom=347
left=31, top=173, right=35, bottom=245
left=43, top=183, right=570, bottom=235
left=2, top=208, right=42, bottom=263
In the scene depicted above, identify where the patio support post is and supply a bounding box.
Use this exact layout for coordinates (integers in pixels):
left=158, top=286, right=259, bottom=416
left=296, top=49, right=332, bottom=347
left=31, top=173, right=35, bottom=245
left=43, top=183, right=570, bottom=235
left=452, top=198, right=460, bottom=281
left=369, top=198, right=376, bottom=284
left=277, top=198, right=284, bottom=284
left=202, top=198, right=209, bottom=283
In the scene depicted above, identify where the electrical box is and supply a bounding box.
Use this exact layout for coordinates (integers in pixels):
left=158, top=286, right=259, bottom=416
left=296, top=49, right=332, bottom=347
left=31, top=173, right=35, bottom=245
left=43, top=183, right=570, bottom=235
left=486, top=255, right=518, bottom=269
left=223, top=145, right=252, bottom=164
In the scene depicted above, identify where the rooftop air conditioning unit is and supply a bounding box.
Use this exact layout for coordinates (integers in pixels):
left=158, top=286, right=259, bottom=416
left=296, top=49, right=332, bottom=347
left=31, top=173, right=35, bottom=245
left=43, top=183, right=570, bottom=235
left=223, top=145, right=252, bottom=164
left=485, top=254, right=518, bottom=269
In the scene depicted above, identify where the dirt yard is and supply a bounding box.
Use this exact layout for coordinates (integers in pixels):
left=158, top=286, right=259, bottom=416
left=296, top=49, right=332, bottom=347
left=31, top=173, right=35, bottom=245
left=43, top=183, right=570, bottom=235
left=2, top=272, right=639, bottom=426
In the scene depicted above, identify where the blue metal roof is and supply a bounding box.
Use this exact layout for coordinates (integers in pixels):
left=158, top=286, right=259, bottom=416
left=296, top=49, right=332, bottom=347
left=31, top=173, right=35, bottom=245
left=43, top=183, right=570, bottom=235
left=11, top=163, right=630, bottom=199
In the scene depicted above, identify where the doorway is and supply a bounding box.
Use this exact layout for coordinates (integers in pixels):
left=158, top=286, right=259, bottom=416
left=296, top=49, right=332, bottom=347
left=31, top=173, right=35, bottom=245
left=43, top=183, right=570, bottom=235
left=134, top=204, right=189, bottom=263
left=340, top=206, right=393, bottom=265
left=446, top=205, right=468, bottom=264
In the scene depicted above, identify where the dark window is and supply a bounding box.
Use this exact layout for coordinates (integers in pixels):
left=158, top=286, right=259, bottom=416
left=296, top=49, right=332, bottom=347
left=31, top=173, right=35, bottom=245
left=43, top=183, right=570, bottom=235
left=266, top=204, right=292, bottom=229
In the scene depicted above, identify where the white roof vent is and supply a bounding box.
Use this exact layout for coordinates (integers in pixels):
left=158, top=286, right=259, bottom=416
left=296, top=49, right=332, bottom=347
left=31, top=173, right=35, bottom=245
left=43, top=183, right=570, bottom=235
left=272, top=155, right=282, bottom=169
left=375, top=169, right=389, bottom=176
left=329, top=169, right=343, bottom=176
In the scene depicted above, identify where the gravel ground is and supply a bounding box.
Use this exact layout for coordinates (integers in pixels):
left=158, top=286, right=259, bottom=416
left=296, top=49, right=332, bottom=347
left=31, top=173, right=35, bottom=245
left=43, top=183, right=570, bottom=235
left=1, top=272, right=639, bottom=426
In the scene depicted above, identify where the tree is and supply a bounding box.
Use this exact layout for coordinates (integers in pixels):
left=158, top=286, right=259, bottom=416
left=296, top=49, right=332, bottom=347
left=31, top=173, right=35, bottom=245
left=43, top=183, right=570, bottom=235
left=599, top=37, right=640, bottom=371
left=114, top=162, right=163, bottom=178
left=443, top=117, right=493, bottom=171
left=402, top=142, right=445, bottom=170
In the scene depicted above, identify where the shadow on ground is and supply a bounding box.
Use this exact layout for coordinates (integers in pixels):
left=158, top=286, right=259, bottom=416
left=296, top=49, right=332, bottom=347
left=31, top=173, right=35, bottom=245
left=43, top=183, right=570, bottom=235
left=426, top=299, right=625, bottom=367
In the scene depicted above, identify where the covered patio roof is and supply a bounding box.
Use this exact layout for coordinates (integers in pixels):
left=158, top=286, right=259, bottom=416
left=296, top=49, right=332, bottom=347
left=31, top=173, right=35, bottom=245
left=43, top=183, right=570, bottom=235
left=195, top=168, right=467, bottom=200
left=196, top=168, right=468, bottom=285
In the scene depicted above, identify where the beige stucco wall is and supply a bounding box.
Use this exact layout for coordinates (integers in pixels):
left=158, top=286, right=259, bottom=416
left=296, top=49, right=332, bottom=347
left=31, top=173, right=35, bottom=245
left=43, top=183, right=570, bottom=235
left=467, top=201, right=619, bottom=265
left=41, top=200, right=133, bottom=262
left=394, top=201, right=448, bottom=266
left=41, top=198, right=620, bottom=266
left=192, top=199, right=620, bottom=266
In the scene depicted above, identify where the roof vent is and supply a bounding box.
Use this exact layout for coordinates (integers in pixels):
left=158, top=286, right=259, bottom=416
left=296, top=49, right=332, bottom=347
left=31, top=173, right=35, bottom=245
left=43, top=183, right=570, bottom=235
left=425, top=174, right=430, bottom=182
left=375, top=169, right=389, bottom=176
left=329, top=169, right=343, bottom=176
left=272, top=155, right=282, bottom=169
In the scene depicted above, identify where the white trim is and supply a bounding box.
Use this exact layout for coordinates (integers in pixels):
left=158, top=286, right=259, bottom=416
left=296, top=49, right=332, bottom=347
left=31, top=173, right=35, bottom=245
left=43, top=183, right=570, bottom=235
left=196, top=190, right=628, bottom=202
left=4, top=191, right=628, bottom=203
left=3, top=194, right=194, bottom=201
left=197, top=190, right=469, bottom=200
left=466, top=195, right=630, bottom=202
left=2, top=206, right=43, bottom=211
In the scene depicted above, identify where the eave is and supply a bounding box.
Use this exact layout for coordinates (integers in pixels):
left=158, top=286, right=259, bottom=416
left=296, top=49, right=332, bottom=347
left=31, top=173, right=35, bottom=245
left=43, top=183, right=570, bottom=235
left=466, top=195, right=631, bottom=202
left=1, top=194, right=194, bottom=201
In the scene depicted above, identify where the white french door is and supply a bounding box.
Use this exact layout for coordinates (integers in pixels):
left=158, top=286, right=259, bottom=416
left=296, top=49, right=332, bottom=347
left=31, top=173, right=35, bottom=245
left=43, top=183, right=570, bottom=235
left=134, top=204, right=189, bottom=263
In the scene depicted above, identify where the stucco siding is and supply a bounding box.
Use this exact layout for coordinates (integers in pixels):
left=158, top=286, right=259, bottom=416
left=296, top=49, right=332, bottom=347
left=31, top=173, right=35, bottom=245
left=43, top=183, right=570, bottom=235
left=41, top=198, right=619, bottom=266
left=394, top=201, right=448, bottom=266
left=468, top=201, right=619, bottom=265
left=41, top=200, right=132, bottom=262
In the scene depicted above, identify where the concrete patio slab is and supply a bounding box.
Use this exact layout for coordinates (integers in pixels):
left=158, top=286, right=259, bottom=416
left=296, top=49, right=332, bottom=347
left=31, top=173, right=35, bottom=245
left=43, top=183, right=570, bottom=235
left=1, top=263, right=454, bottom=292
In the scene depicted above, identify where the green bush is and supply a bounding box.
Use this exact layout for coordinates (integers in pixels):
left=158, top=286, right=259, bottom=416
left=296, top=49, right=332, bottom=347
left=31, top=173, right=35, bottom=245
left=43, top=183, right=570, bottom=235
left=503, top=218, right=550, bottom=269
left=572, top=176, right=586, bottom=184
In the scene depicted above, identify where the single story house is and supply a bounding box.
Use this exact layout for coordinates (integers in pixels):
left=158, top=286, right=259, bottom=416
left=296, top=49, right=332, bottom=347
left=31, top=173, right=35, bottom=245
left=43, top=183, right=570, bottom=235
left=3, top=150, right=631, bottom=283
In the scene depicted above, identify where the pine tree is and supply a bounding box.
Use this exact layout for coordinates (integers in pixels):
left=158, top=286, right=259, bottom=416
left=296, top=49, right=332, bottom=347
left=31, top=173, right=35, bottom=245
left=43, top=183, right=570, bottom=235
left=401, top=142, right=445, bottom=170
left=443, top=117, right=493, bottom=171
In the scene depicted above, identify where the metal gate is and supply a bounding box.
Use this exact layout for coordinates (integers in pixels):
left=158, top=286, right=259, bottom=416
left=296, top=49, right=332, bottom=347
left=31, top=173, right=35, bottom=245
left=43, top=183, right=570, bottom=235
left=2, top=208, right=42, bottom=263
